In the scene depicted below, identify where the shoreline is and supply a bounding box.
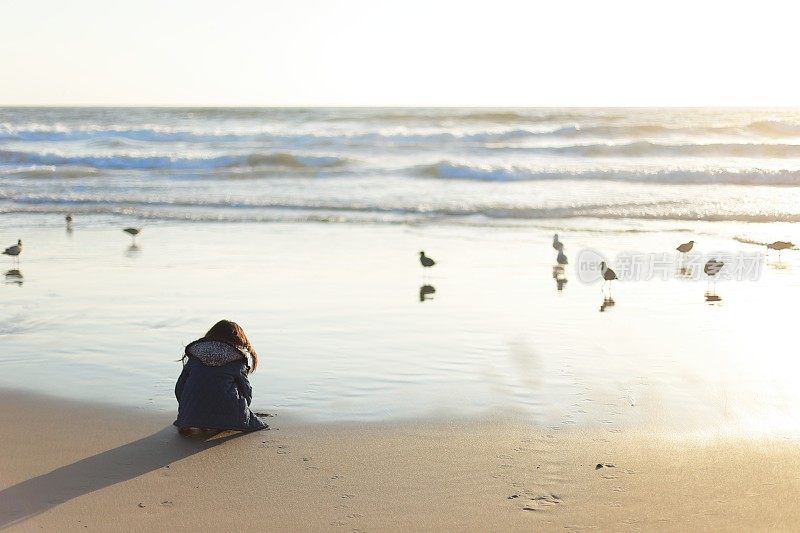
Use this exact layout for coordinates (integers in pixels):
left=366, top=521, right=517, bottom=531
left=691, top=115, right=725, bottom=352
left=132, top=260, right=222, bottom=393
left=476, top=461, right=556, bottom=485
left=3, top=389, right=800, bottom=531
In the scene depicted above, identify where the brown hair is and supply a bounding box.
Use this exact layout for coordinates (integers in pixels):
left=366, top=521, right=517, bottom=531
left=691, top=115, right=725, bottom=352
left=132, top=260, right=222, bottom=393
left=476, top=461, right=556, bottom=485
left=202, top=319, right=259, bottom=373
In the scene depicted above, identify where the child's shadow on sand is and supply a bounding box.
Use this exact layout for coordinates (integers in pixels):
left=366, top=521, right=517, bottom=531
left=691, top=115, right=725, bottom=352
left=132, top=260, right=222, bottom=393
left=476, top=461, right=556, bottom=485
left=0, top=425, right=244, bottom=529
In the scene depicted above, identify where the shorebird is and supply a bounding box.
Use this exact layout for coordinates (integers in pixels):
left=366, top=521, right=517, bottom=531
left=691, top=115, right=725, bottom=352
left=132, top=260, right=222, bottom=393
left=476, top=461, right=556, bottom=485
left=600, top=261, right=617, bottom=295
left=556, top=249, right=568, bottom=265
left=704, top=258, right=724, bottom=277
left=767, top=240, right=794, bottom=260
left=552, top=234, right=563, bottom=251
left=2, top=239, right=22, bottom=266
left=65, top=213, right=73, bottom=225
left=601, top=261, right=617, bottom=282
left=676, top=240, right=695, bottom=269
left=704, top=258, right=724, bottom=293
left=123, top=227, right=141, bottom=243
left=419, top=251, right=435, bottom=268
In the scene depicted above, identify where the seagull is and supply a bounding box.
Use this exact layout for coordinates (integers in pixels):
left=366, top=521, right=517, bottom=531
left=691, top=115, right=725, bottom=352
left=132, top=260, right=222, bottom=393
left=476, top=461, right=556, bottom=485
left=676, top=240, right=694, bottom=254
left=552, top=234, right=563, bottom=251
left=556, top=249, right=568, bottom=265
left=3, top=239, right=22, bottom=266
left=767, top=241, right=794, bottom=260
left=123, top=227, right=141, bottom=243
left=419, top=251, right=435, bottom=268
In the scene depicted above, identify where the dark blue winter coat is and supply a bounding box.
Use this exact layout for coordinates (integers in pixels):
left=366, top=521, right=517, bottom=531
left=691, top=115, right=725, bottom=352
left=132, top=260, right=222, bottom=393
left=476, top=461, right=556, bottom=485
left=174, top=339, right=267, bottom=432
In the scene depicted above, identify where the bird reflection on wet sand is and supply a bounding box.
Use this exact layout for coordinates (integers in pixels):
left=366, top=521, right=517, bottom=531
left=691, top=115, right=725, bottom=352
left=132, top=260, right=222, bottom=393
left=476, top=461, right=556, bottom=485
left=599, top=296, right=615, bottom=312
left=552, top=265, right=567, bottom=292
left=125, top=244, right=141, bottom=257
left=5, top=269, right=23, bottom=287
left=704, top=292, right=722, bottom=304
left=419, top=284, right=436, bottom=302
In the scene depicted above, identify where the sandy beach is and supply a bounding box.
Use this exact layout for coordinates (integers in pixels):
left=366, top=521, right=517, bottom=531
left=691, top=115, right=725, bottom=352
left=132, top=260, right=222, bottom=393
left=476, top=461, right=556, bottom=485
left=2, top=389, right=800, bottom=531
left=4, top=106, right=800, bottom=531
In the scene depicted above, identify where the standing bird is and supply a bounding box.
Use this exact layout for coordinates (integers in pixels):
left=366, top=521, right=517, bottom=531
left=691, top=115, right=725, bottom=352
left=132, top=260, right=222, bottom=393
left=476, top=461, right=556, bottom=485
left=600, top=261, right=617, bottom=296
left=3, top=239, right=22, bottom=266
left=704, top=258, right=724, bottom=294
left=767, top=241, right=793, bottom=261
left=704, top=258, right=724, bottom=277
left=552, top=234, right=563, bottom=251
left=556, top=248, right=568, bottom=265
left=419, top=251, right=435, bottom=268
left=65, top=213, right=73, bottom=225
left=600, top=261, right=617, bottom=282
left=676, top=240, right=695, bottom=270
left=123, top=227, right=141, bottom=243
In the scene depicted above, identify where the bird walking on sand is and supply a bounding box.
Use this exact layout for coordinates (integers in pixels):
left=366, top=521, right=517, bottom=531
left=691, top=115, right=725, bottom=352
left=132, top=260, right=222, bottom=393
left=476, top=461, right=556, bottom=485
left=552, top=234, right=563, bottom=251
left=419, top=251, right=435, bottom=268
left=676, top=240, right=695, bottom=269
left=556, top=249, right=568, bottom=265
left=704, top=258, right=724, bottom=277
left=419, top=251, right=435, bottom=280
left=600, top=261, right=617, bottom=296
left=676, top=240, right=695, bottom=253
left=676, top=240, right=694, bottom=254
left=767, top=241, right=794, bottom=261
left=3, top=239, right=22, bottom=267
left=703, top=257, right=725, bottom=301
left=123, top=227, right=141, bottom=243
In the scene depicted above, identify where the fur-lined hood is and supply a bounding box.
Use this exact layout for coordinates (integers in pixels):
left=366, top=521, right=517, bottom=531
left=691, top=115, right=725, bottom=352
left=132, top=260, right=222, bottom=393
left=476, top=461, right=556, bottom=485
left=185, top=339, right=253, bottom=369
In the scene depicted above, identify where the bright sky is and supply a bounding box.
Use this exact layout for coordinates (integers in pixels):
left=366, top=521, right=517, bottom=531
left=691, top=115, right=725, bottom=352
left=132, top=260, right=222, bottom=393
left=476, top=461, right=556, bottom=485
left=1, top=0, right=799, bottom=106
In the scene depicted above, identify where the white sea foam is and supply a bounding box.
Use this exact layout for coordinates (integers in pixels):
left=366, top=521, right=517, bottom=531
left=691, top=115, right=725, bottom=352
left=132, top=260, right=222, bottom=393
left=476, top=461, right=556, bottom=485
left=3, top=107, right=800, bottom=224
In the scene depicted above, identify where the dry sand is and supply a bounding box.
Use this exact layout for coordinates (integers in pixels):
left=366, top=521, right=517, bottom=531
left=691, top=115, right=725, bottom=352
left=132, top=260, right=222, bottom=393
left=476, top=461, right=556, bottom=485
left=1, top=389, right=799, bottom=532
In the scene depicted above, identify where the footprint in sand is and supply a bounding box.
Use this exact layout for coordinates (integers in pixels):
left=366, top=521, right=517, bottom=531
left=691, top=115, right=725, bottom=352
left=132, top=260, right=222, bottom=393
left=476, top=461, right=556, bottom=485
left=301, top=457, right=319, bottom=470
left=277, top=445, right=289, bottom=455
left=522, top=494, right=562, bottom=511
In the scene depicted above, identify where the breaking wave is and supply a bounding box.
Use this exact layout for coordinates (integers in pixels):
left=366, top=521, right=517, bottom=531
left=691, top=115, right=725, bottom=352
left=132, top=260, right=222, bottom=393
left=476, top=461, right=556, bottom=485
left=0, top=149, right=349, bottom=170
left=419, top=161, right=800, bottom=185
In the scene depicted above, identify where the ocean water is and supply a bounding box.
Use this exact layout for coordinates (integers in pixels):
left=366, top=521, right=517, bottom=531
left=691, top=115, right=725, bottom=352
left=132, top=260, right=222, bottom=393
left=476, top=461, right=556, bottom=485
left=2, top=108, right=800, bottom=434
left=4, top=107, right=800, bottom=226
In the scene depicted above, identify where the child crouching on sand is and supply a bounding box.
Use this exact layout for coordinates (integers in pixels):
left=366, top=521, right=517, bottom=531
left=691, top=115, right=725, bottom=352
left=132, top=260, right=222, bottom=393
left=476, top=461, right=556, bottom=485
left=174, top=320, right=268, bottom=433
